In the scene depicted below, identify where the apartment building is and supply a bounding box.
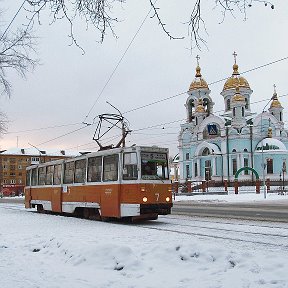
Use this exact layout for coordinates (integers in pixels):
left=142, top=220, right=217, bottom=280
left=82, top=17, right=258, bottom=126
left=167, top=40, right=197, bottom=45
left=0, top=148, right=80, bottom=196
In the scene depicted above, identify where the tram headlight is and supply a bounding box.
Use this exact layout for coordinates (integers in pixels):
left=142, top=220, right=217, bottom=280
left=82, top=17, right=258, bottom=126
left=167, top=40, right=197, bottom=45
left=166, top=197, right=170, bottom=202
left=141, top=187, right=146, bottom=192
left=143, top=197, right=148, bottom=203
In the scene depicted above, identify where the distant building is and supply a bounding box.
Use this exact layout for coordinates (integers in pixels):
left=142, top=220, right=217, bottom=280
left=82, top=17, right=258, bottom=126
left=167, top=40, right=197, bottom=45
left=0, top=148, right=81, bottom=196
left=178, top=55, right=288, bottom=184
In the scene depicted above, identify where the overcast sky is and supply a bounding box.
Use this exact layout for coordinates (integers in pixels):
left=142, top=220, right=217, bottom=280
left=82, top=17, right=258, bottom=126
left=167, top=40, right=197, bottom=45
left=1, top=0, right=288, bottom=157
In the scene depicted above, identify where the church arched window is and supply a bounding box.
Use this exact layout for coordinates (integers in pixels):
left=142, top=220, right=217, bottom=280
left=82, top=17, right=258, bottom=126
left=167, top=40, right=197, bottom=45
left=233, top=108, right=236, bottom=117
left=242, top=107, right=245, bottom=117
left=280, top=112, right=283, bottom=122
left=227, top=99, right=231, bottom=111
left=232, top=149, right=236, bottom=153
left=203, top=98, right=210, bottom=115
left=245, top=98, right=248, bottom=109
left=202, top=147, right=210, bottom=156
left=244, top=148, right=248, bottom=152
left=188, top=99, right=195, bottom=122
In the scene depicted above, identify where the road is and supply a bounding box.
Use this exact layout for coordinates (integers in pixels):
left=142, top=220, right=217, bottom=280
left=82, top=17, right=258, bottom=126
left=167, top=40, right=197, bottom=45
left=0, top=197, right=24, bottom=204
left=173, top=200, right=288, bottom=222
left=2, top=197, right=288, bottom=222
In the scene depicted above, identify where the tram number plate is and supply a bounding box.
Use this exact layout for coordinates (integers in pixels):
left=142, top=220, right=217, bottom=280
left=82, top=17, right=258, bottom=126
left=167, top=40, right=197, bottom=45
left=155, top=193, right=159, bottom=201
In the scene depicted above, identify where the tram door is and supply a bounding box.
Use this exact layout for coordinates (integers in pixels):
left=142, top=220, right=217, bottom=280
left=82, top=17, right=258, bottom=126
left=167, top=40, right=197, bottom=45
left=51, top=164, right=62, bottom=212
left=100, top=185, right=120, bottom=217
left=100, top=154, right=121, bottom=217
left=52, top=188, right=62, bottom=212
left=24, top=187, right=32, bottom=208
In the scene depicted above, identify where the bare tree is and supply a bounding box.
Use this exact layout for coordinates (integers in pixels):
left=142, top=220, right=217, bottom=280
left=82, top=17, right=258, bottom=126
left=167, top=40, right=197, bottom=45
left=0, top=0, right=276, bottom=97
left=149, top=0, right=275, bottom=49
left=23, top=1, right=276, bottom=50
left=26, top=0, right=126, bottom=50
left=0, top=25, right=38, bottom=97
left=0, top=110, right=8, bottom=135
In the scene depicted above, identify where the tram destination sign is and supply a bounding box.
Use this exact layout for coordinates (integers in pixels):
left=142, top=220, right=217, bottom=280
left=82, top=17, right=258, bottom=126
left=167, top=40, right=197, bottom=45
left=141, top=152, right=167, bottom=162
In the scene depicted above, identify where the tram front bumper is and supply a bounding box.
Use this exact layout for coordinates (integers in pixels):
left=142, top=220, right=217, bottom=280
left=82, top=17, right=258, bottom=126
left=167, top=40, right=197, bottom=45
left=140, top=203, right=173, bottom=215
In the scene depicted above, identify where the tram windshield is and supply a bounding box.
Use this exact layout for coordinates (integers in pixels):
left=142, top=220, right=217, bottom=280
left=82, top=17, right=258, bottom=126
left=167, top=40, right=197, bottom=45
left=141, top=152, right=169, bottom=180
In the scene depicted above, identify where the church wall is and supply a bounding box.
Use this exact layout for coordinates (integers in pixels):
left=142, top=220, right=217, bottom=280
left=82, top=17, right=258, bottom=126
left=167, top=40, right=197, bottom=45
left=253, top=153, right=288, bottom=180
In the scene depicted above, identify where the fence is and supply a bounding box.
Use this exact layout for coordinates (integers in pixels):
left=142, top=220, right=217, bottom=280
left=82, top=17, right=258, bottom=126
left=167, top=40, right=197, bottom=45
left=173, top=179, right=288, bottom=195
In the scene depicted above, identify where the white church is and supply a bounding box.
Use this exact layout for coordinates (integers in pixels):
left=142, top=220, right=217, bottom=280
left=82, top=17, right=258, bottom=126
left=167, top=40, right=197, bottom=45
left=177, top=54, right=288, bottom=184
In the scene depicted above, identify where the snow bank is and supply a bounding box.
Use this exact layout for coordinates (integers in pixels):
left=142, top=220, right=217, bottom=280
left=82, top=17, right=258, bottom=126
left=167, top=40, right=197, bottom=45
left=1, top=204, right=288, bottom=288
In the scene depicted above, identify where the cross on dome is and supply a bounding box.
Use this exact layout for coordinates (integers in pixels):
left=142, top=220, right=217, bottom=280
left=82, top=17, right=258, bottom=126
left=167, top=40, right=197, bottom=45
left=196, top=55, right=200, bottom=66
left=233, top=51, right=237, bottom=64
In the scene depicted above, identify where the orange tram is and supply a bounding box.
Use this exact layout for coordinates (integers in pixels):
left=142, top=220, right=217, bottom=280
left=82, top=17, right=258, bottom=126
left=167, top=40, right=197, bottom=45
left=25, top=146, right=173, bottom=221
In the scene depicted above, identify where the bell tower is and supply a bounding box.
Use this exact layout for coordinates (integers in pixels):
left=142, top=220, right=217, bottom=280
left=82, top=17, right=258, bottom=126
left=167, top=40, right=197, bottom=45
left=269, top=85, right=283, bottom=123
left=185, top=56, right=213, bottom=126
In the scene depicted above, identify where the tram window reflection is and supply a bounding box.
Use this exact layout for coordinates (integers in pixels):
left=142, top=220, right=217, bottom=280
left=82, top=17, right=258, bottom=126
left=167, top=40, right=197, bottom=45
left=45, top=166, right=54, bottom=185
left=53, top=164, right=62, bottom=185
left=38, top=167, right=46, bottom=185
left=74, top=159, right=86, bottom=183
left=87, top=157, right=102, bottom=182
left=31, top=168, right=38, bottom=186
left=103, top=154, right=118, bottom=181
left=64, top=162, right=74, bottom=184
left=123, top=152, right=138, bottom=180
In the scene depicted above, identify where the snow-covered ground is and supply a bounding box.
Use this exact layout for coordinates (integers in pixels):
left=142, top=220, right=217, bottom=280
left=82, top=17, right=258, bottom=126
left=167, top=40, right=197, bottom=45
left=1, top=194, right=288, bottom=288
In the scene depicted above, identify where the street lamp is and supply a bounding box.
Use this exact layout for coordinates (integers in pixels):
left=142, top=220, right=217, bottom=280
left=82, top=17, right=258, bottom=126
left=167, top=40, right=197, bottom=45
left=260, top=98, right=273, bottom=199
left=282, top=162, right=286, bottom=192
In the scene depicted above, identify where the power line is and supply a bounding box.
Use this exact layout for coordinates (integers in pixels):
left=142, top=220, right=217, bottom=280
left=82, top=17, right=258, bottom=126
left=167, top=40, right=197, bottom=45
left=23, top=54, right=288, bottom=148
left=36, top=124, right=93, bottom=146
left=0, top=0, right=27, bottom=41
left=5, top=122, right=83, bottom=134
left=123, top=56, right=288, bottom=115
left=83, top=1, right=157, bottom=123
left=33, top=90, right=288, bottom=149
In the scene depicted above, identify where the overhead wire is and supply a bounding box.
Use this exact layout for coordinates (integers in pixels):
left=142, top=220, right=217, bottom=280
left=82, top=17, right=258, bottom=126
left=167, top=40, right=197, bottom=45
left=82, top=0, right=158, bottom=123
left=16, top=8, right=288, bottom=148
left=123, top=56, right=288, bottom=115
left=0, top=0, right=27, bottom=41
left=5, top=122, right=83, bottom=134
left=33, top=0, right=158, bottom=148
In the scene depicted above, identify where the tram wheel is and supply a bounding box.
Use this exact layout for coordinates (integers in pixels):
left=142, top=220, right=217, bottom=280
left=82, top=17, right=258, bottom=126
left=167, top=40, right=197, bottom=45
left=83, top=208, right=90, bottom=219
left=37, top=205, right=44, bottom=213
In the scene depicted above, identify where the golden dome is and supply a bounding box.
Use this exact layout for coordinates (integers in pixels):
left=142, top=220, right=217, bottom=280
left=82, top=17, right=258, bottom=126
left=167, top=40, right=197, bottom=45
left=270, top=92, right=282, bottom=108
left=232, top=86, right=245, bottom=102
left=223, top=63, right=250, bottom=91
left=195, top=99, right=205, bottom=113
left=188, top=65, right=209, bottom=91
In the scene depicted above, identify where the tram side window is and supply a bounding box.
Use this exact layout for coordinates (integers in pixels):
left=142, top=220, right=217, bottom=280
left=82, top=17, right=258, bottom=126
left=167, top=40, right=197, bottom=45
left=46, top=165, right=54, bottom=185
left=38, top=167, right=46, bottom=185
left=75, top=159, right=86, bottom=183
left=64, top=162, right=74, bottom=184
left=123, top=152, right=138, bottom=180
left=87, top=157, right=102, bottom=182
left=103, top=154, right=118, bottom=181
left=26, top=170, right=31, bottom=186
left=31, top=168, right=38, bottom=186
left=53, top=164, right=62, bottom=185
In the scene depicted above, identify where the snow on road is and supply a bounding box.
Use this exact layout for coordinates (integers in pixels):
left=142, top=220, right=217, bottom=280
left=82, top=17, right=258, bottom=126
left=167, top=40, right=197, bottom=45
left=1, top=201, right=288, bottom=288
